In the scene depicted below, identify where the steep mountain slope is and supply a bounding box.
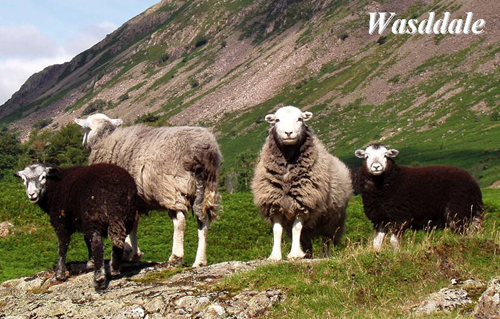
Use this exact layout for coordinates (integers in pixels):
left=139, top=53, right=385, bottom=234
left=1, top=0, right=499, bottom=185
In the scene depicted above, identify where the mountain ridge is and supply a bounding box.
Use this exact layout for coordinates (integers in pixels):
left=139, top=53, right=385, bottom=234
left=0, top=0, right=499, bottom=185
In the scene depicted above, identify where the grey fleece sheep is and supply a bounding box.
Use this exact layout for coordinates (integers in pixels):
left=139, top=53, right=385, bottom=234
left=251, top=106, right=353, bottom=261
left=15, top=163, right=139, bottom=290
left=75, top=113, right=221, bottom=267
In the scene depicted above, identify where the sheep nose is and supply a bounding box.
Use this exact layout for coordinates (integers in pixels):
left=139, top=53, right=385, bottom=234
left=372, top=163, right=382, bottom=170
left=285, top=132, right=293, bottom=137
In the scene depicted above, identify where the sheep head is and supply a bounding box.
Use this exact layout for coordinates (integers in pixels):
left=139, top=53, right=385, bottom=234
left=355, top=144, right=399, bottom=175
left=14, top=164, right=55, bottom=203
left=265, top=106, right=312, bottom=146
left=74, top=113, right=123, bottom=149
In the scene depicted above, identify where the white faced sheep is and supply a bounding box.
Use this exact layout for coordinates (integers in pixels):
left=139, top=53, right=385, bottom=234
left=14, top=163, right=139, bottom=290
left=354, top=144, right=483, bottom=251
left=74, top=113, right=221, bottom=267
left=252, top=106, right=353, bottom=260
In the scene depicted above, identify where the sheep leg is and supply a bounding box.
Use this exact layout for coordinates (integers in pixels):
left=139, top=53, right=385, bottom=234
left=288, top=217, right=306, bottom=260
left=389, top=233, right=401, bottom=250
left=84, top=235, right=94, bottom=270
left=268, top=216, right=283, bottom=261
left=373, top=231, right=387, bottom=252
left=322, top=237, right=332, bottom=258
left=110, top=246, right=124, bottom=277
left=55, top=233, right=70, bottom=281
left=301, top=234, right=313, bottom=259
left=168, top=211, right=185, bottom=266
left=123, top=219, right=142, bottom=262
left=90, top=232, right=107, bottom=290
left=193, top=218, right=209, bottom=268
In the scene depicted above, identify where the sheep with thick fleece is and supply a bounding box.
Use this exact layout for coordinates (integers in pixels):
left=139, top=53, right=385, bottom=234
left=252, top=106, right=353, bottom=260
left=75, top=113, right=221, bottom=267
left=354, top=144, right=483, bottom=251
left=15, top=163, right=138, bottom=290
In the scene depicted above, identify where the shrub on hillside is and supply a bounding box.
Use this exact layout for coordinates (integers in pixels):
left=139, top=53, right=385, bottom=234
left=44, top=124, right=87, bottom=167
left=0, top=128, right=24, bottom=179
left=118, top=93, right=130, bottom=102
left=33, top=119, right=52, bottom=130
left=82, top=99, right=106, bottom=115
left=134, top=113, right=160, bottom=124
left=194, top=35, right=208, bottom=48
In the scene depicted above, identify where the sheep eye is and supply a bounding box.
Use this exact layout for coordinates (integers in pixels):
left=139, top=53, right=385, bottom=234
left=274, top=119, right=280, bottom=123
left=298, top=118, right=303, bottom=122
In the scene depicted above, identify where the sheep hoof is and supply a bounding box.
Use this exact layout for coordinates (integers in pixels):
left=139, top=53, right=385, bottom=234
left=55, top=271, right=67, bottom=281
left=287, top=252, right=306, bottom=260
left=94, top=272, right=108, bottom=291
left=94, top=279, right=107, bottom=291
left=192, top=260, right=207, bottom=268
left=86, top=260, right=95, bottom=270
left=110, top=269, right=121, bottom=277
left=122, top=252, right=143, bottom=263
left=168, top=255, right=184, bottom=267
left=267, top=255, right=282, bottom=262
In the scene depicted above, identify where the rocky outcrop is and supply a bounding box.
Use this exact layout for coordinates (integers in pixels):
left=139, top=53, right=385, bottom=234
left=0, top=260, right=284, bottom=318
left=412, top=287, right=473, bottom=315
left=412, top=278, right=500, bottom=316
left=473, top=277, right=500, bottom=318
left=0, top=221, right=14, bottom=238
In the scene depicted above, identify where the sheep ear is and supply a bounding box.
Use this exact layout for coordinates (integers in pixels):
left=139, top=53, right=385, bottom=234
left=46, top=167, right=61, bottom=178
left=302, top=111, right=313, bottom=121
left=110, top=119, right=123, bottom=127
left=74, top=118, right=87, bottom=128
left=355, top=150, right=366, bottom=158
left=13, top=170, right=23, bottom=179
left=386, top=149, right=399, bottom=158
left=265, top=114, right=276, bottom=124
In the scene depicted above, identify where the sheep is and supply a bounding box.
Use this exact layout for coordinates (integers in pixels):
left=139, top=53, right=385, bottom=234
left=74, top=113, right=221, bottom=267
left=14, top=163, right=139, bottom=290
left=251, top=106, right=353, bottom=261
left=354, top=144, right=483, bottom=251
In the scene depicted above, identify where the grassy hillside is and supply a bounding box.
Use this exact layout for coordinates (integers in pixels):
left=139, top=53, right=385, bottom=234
left=0, top=0, right=498, bottom=186
left=1, top=179, right=499, bottom=315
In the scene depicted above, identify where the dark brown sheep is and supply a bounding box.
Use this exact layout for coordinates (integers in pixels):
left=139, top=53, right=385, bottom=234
left=354, top=144, right=483, bottom=251
left=15, top=163, right=139, bottom=290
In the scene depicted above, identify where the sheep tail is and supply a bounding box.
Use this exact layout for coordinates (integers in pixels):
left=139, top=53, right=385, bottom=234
left=192, top=143, right=222, bottom=222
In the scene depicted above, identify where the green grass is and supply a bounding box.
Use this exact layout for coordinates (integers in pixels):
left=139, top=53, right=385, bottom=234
left=213, top=190, right=500, bottom=317
left=1, top=180, right=499, bottom=316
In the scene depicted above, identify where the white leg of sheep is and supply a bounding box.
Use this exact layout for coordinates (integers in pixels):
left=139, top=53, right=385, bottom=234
left=373, top=231, right=387, bottom=252
left=268, top=216, right=283, bottom=261
left=390, top=233, right=401, bottom=250
left=288, top=216, right=306, bottom=260
left=169, top=211, right=186, bottom=265
left=193, top=219, right=209, bottom=267
left=123, top=220, right=143, bottom=262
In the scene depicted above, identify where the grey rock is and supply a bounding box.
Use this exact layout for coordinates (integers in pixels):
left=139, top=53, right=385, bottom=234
left=202, top=304, right=228, bottom=318
left=473, top=277, right=500, bottom=318
left=413, top=288, right=472, bottom=314
left=0, top=221, right=14, bottom=237
left=0, top=260, right=284, bottom=318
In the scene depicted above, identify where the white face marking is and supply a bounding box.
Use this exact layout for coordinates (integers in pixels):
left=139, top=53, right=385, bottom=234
left=15, top=165, right=50, bottom=203
left=74, top=113, right=123, bottom=148
left=355, top=145, right=399, bottom=175
left=265, top=106, right=312, bottom=145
